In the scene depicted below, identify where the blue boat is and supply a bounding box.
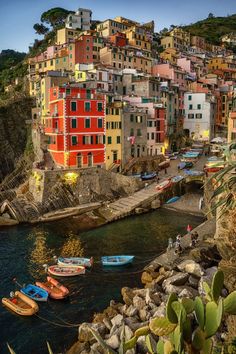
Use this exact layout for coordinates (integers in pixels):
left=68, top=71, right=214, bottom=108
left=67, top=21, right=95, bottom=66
left=171, top=175, right=184, bottom=183
left=21, top=284, right=48, bottom=302
left=101, top=255, right=134, bottom=266
left=184, top=170, right=204, bottom=176
left=166, top=196, right=180, bottom=204
left=141, top=172, right=156, bottom=181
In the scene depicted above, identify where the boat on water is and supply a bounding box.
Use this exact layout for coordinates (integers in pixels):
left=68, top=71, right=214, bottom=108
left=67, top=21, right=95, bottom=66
left=58, top=256, right=93, bottom=268
left=48, top=265, right=85, bottom=277
left=2, top=291, right=39, bottom=316
left=171, top=175, right=184, bottom=183
left=156, top=179, right=172, bottom=191
left=101, top=255, right=134, bottom=266
left=36, top=276, right=69, bottom=300
left=165, top=196, right=180, bottom=204
left=141, top=172, right=156, bottom=181
left=21, top=284, right=48, bottom=302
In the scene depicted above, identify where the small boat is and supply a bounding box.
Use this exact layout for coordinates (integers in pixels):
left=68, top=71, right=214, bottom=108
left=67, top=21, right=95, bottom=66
left=36, top=276, right=69, bottom=300
left=159, top=160, right=170, bottom=169
left=2, top=291, right=39, bottom=316
left=101, top=255, right=134, bottom=266
left=21, top=284, right=48, bottom=302
left=165, top=196, right=180, bottom=204
left=178, top=162, right=186, bottom=170
left=184, top=170, right=204, bottom=176
left=48, top=265, right=85, bottom=277
left=141, top=172, right=156, bottom=181
left=156, top=179, right=172, bottom=191
left=58, top=256, right=93, bottom=268
left=171, top=175, right=184, bottom=183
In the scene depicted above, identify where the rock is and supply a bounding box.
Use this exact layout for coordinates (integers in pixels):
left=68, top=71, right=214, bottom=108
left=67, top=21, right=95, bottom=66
left=133, top=295, right=146, bottom=310
left=90, top=342, right=103, bottom=354
left=111, top=314, right=124, bottom=327
left=124, top=317, right=149, bottom=331
left=109, top=324, right=121, bottom=337
left=153, top=274, right=165, bottom=285
left=179, top=288, right=195, bottom=299
left=150, top=292, right=162, bottom=306
left=105, top=334, right=120, bottom=349
left=145, top=288, right=152, bottom=305
left=151, top=302, right=166, bottom=318
left=125, top=304, right=138, bottom=317
left=141, top=271, right=153, bottom=284
left=163, top=283, right=185, bottom=295
left=104, top=306, right=118, bottom=319
left=119, top=304, right=128, bottom=315
left=78, top=323, right=96, bottom=343
left=198, top=266, right=218, bottom=295
left=137, top=335, right=148, bottom=354
left=124, top=325, right=133, bottom=341
left=177, top=260, right=204, bottom=278
left=139, top=307, right=151, bottom=322
left=133, top=288, right=148, bottom=298
left=188, top=275, right=199, bottom=289
left=67, top=341, right=90, bottom=354
left=103, top=317, right=112, bottom=330
left=121, top=287, right=135, bottom=305
left=162, top=272, right=189, bottom=287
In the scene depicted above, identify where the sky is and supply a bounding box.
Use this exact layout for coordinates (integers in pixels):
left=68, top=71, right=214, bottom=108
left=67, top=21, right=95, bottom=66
left=0, top=0, right=236, bottom=52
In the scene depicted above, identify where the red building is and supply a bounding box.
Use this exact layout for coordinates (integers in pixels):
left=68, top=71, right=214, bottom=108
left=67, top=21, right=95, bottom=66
left=69, top=34, right=94, bottom=68
left=108, top=32, right=128, bottom=47
left=44, top=86, right=106, bottom=168
left=155, top=107, right=165, bottom=143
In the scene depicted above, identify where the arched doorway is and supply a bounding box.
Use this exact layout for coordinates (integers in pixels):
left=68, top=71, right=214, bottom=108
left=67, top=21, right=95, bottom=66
left=88, top=152, right=93, bottom=167
left=77, top=153, right=82, bottom=168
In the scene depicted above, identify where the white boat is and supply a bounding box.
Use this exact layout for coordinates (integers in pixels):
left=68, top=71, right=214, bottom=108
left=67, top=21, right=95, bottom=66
left=58, top=256, right=93, bottom=268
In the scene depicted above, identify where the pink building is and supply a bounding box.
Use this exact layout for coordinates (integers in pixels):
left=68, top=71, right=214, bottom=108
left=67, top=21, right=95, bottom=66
left=152, top=63, right=187, bottom=87
left=177, top=58, right=196, bottom=80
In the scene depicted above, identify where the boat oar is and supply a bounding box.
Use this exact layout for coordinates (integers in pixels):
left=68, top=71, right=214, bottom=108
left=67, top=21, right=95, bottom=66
left=12, top=278, right=23, bottom=288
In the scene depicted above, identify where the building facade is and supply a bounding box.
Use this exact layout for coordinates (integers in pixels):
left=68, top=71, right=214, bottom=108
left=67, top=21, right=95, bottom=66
left=65, top=8, right=92, bottom=31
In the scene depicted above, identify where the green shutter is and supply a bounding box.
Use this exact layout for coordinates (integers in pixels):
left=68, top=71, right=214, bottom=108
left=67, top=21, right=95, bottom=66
left=71, top=102, right=77, bottom=111
left=108, top=136, right=112, bottom=144
left=117, top=136, right=121, bottom=144
left=85, top=102, right=90, bottom=111
left=98, top=103, right=103, bottom=112
left=85, top=118, right=90, bottom=128
left=72, top=136, right=77, bottom=145
left=98, top=118, right=103, bottom=128
left=72, top=118, right=77, bottom=128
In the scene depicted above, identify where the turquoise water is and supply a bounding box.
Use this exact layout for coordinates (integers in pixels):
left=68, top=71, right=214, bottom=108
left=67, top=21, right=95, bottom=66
left=0, top=209, right=203, bottom=353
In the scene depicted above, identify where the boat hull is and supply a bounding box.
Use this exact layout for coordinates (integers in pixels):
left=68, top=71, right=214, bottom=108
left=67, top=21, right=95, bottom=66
left=21, top=284, right=48, bottom=302
left=101, top=255, right=134, bottom=266
left=48, top=265, right=85, bottom=277
left=156, top=179, right=172, bottom=191
left=58, top=257, right=93, bottom=268
left=36, top=276, right=69, bottom=300
left=166, top=196, right=180, bottom=204
left=2, top=291, right=39, bottom=316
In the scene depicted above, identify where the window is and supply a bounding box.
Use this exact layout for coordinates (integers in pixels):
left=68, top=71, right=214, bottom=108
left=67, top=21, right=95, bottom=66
left=85, top=102, right=91, bottom=112
left=85, top=117, right=90, bottom=128
left=188, top=114, right=194, bottom=119
left=71, top=102, right=77, bottom=111
left=189, top=104, right=193, bottom=110
left=97, top=103, right=103, bottom=112
left=130, top=114, right=134, bottom=122
left=117, top=136, right=121, bottom=144
left=98, top=118, right=103, bottom=128
left=196, top=113, right=202, bottom=119
left=130, top=128, right=134, bottom=136
left=72, top=136, right=77, bottom=145
left=107, top=136, right=112, bottom=144
left=71, top=118, right=77, bottom=128
left=151, top=132, right=155, bottom=140
left=188, top=95, right=192, bottom=100
left=66, top=88, right=71, bottom=95
left=197, top=104, right=201, bottom=110
left=136, top=115, right=142, bottom=123
left=69, top=54, right=72, bottom=59
left=137, top=129, right=142, bottom=136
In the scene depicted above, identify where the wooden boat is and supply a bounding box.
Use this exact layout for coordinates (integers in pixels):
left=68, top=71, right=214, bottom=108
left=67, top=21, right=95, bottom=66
left=58, top=256, right=93, bottom=268
left=2, top=291, right=39, bottom=316
left=36, top=276, right=69, bottom=300
left=156, top=179, right=172, bottom=191
left=21, top=284, right=48, bottom=302
left=101, top=255, right=134, bottom=266
left=48, top=265, right=85, bottom=277
left=166, top=196, right=180, bottom=204
left=141, top=172, right=156, bottom=181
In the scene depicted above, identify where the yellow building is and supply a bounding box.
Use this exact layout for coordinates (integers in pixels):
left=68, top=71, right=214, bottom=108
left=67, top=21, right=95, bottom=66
left=160, top=48, right=179, bottom=65
left=56, top=28, right=80, bottom=45
left=208, top=56, right=236, bottom=71
left=105, top=102, right=123, bottom=171
left=96, top=19, right=128, bottom=37
left=169, top=27, right=191, bottom=46
left=228, top=110, right=236, bottom=142
left=124, top=26, right=152, bottom=51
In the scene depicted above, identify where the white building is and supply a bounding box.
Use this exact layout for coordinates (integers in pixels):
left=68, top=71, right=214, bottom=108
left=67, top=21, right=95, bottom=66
left=184, top=92, right=216, bottom=141
left=65, top=8, right=92, bottom=31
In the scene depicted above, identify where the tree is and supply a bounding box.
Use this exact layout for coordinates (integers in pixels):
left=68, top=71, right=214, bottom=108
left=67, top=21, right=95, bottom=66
left=33, top=23, right=49, bottom=35
left=40, top=7, right=70, bottom=28
left=208, top=12, right=215, bottom=19
left=160, top=27, right=169, bottom=36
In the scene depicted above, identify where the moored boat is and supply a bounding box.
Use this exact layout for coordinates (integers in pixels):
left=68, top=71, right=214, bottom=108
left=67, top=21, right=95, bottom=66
left=58, top=256, right=93, bottom=268
left=171, top=175, right=184, bottom=183
left=36, top=276, right=69, bottom=300
left=2, top=291, right=39, bottom=316
left=156, top=179, right=172, bottom=191
left=184, top=170, right=204, bottom=176
left=21, top=284, right=48, bottom=302
left=165, top=196, right=180, bottom=204
left=48, top=265, right=85, bottom=277
left=141, top=172, right=156, bottom=181
left=101, top=255, right=134, bottom=266
left=158, top=160, right=170, bottom=170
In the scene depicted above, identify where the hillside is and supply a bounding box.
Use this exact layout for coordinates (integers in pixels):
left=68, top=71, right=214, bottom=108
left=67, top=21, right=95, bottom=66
left=182, top=13, right=236, bottom=45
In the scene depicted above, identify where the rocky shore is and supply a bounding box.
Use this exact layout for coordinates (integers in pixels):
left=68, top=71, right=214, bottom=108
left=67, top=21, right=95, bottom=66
left=67, top=218, right=223, bottom=354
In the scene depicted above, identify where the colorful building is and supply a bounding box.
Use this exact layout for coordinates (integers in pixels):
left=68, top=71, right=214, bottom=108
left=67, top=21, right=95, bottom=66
left=44, top=86, right=106, bottom=168
left=65, top=8, right=92, bottom=31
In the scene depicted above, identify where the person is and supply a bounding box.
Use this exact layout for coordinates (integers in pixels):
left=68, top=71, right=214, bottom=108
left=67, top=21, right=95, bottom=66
left=187, top=224, right=192, bottom=235
left=167, top=237, right=174, bottom=251
left=174, top=243, right=183, bottom=255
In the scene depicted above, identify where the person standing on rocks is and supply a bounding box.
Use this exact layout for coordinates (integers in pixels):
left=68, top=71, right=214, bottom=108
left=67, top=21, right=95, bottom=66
left=187, top=224, right=192, bottom=235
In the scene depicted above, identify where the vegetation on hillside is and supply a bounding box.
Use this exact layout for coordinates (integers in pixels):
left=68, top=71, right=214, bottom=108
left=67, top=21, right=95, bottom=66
left=0, top=50, right=26, bottom=71
left=183, top=13, right=236, bottom=45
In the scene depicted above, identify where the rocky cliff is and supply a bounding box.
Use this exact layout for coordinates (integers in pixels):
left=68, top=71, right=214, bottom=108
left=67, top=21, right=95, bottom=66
left=0, top=94, right=34, bottom=182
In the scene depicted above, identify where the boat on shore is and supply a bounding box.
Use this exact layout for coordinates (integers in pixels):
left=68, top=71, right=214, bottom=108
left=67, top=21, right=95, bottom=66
left=58, top=256, right=93, bottom=268
left=2, top=291, right=39, bottom=316
left=21, top=284, right=48, bottom=302
left=101, top=255, right=134, bottom=266
left=36, top=276, right=69, bottom=300
left=156, top=179, right=172, bottom=191
left=165, top=196, right=180, bottom=204
left=48, top=265, right=85, bottom=277
left=171, top=175, right=184, bottom=183
left=141, top=172, right=156, bottom=181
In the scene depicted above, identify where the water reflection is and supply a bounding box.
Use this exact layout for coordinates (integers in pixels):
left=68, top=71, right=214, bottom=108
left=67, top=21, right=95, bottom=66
left=60, top=232, right=84, bottom=257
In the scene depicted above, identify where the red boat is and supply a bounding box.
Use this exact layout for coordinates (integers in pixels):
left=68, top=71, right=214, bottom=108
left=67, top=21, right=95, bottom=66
left=36, top=276, right=69, bottom=300
left=156, top=179, right=172, bottom=191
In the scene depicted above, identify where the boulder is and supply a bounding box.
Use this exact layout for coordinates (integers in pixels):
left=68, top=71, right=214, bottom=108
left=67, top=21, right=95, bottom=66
left=177, top=260, right=203, bottom=278
left=67, top=341, right=90, bottom=354
left=111, top=314, right=124, bottom=327
left=90, top=342, right=103, bottom=354
left=188, top=275, right=199, bottom=289
left=133, top=288, right=149, bottom=298
left=145, top=288, right=152, bottom=305
left=105, top=334, right=120, bottom=349
left=124, top=325, right=133, bottom=341
left=162, top=272, right=189, bottom=287
left=124, top=317, right=149, bottom=331
left=141, top=271, right=153, bottom=284
left=121, top=287, right=135, bottom=306
left=137, top=335, right=148, bottom=354
left=150, top=292, right=162, bottom=306
left=151, top=302, right=166, bottom=318
left=179, top=288, right=195, bottom=299
left=133, top=295, right=146, bottom=310
left=139, top=307, right=151, bottom=322
left=78, top=323, right=96, bottom=343
left=125, top=304, right=138, bottom=317
left=163, top=283, right=185, bottom=295
left=103, top=317, right=112, bottom=330
left=153, top=274, right=165, bottom=285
